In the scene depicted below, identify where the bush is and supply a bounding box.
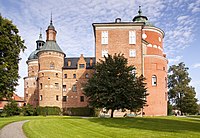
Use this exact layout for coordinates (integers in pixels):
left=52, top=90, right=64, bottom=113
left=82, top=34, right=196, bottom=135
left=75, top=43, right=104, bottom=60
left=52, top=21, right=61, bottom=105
left=36, top=106, right=61, bottom=116
left=22, top=104, right=37, bottom=116
left=63, top=107, right=95, bottom=116
left=2, top=100, right=21, bottom=116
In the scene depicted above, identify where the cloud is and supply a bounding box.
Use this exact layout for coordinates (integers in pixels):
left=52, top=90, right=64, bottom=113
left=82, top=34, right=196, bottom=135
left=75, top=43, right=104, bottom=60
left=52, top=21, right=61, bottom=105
left=168, top=56, right=183, bottom=64
left=193, top=63, right=200, bottom=68
left=188, top=0, right=200, bottom=13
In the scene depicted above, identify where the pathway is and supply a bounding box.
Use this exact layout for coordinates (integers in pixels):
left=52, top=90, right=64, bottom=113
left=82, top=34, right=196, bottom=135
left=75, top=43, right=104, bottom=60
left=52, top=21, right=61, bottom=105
left=0, top=120, right=29, bottom=138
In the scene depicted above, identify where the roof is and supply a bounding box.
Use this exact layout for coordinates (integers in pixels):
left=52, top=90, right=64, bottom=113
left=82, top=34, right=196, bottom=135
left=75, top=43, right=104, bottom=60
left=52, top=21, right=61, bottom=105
left=28, top=50, right=39, bottom=60
left=38, top=40, right=65, bottom=55
left=63, top=57, right=96, bottom=69
left=0, top=93, right=24, bottom=102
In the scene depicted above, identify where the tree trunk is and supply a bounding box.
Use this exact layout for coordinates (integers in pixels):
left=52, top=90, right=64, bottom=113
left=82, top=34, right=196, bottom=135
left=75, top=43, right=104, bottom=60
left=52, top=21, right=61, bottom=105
left=111, top=109, right=114, bottom=118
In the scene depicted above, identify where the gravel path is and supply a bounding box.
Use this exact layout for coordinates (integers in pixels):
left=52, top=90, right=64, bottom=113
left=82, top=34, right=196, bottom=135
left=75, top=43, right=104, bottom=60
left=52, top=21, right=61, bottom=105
left=0, top=120, right=29, bottom=138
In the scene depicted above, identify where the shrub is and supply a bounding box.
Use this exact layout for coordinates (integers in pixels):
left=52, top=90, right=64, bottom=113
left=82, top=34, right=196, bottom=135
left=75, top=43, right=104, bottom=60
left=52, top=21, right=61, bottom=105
left=63, top=107, right=95, bottom=116
left=2, top=100, right=21, bottom=116
left=22, top=104, right=37, bottom=116
left=36, top=106, right=61, bottom=116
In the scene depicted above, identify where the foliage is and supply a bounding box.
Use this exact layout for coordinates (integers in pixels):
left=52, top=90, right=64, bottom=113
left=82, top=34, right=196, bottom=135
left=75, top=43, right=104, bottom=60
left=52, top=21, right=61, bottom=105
left=83, top=54, right=148, bottom=118
left=167, top=102, right=173, bottom=115
left=63, top=107, right=95, bottom=116
left=168, top=62, right=198, bottom=115
left=22, top=104, right=37, bottom=116
left=0, top=14, right=26, bottom=99
left=36, top=106, right=61, bottom=116
left=2, top=100, right=21, bottom=116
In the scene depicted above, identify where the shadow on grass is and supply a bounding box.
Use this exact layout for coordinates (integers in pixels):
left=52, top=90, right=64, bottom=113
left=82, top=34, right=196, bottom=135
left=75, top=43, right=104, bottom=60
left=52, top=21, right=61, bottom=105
left=87, top=117, right=200, bottom=133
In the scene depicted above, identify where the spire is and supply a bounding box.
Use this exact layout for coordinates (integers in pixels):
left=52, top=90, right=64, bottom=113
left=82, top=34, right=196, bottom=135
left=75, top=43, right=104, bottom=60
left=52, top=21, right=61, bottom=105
left=138, top=6, right=142, bottom=16
left=50, top=12, right=53, bottom=25
left=39, top=28, right=42, bottom=40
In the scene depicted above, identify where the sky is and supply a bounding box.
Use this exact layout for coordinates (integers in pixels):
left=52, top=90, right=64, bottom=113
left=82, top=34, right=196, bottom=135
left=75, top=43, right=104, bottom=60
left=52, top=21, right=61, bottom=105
left=0, top=0, right=200, bottom=102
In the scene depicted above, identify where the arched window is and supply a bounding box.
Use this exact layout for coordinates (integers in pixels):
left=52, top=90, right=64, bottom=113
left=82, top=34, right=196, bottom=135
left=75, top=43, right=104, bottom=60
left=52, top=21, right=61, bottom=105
left=50, top=62, right=54, bottom=69
left=152, top=75, right=157, bottom=86
left=72, top=84, right=77, bottom=92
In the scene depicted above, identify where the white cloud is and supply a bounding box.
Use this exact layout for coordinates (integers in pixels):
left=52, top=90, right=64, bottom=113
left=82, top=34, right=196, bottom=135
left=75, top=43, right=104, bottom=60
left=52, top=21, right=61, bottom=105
left=188, top=0, right=200, bottom=13
left=168, top=56, right=183, bottom=64
left=193, top=63, right=200, bottom=68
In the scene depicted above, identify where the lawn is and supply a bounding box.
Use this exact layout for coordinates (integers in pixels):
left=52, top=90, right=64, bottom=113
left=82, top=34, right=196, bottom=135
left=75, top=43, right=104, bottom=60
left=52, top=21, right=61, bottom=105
left=23, top=116, right=200, bottom=138
left=1, top=116, right=200, bottom=138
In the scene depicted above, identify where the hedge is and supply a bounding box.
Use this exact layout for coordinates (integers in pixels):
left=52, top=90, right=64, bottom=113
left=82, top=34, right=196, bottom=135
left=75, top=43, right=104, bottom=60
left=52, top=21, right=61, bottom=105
left=36, top=106, right=61, bottom=116
left=63, top=107, right=99, bottom=116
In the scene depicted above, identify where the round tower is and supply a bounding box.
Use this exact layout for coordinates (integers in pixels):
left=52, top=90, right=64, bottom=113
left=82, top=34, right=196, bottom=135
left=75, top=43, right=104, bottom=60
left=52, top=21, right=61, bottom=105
left=37, top=17, right=65, bottom=108
left=24, top=32, right=45, bottom=107
left=133, top=6, right=168, bottom=116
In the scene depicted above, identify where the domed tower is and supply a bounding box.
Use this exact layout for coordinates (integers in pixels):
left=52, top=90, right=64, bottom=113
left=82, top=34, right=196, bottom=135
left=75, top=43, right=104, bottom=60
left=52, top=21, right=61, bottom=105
left=24, top=32, right=45, bottom=107
left=133, top=6, right=168, bottom=116
left=37, top=17, right=65, bottom=108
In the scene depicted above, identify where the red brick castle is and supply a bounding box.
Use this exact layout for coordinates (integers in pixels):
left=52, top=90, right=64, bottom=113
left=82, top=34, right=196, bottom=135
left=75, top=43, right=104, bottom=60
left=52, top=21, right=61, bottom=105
left=24, top=7, right=168, bottom=116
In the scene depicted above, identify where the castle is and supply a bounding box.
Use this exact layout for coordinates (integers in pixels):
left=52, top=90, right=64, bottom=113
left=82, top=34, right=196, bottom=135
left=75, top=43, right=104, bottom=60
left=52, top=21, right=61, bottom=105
left=24, top=7, right=168, bottom=116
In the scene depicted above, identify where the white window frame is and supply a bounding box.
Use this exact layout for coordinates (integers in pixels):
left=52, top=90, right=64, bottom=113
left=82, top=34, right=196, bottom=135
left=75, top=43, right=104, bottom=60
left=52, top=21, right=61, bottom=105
left=152, top=75, right=157, bottom=86
left=129, top=49, right=136, bottom=57
left=102, top=50, right=108, bottom=57
left=129, top=31, right=136, bottom=44
left=101, top=31, right=108, bottom=44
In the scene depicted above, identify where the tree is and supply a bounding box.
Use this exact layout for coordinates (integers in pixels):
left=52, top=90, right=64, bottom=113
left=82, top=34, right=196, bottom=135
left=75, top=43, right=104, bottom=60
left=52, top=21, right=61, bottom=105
left=83, top=54, right=148, bottom=118
left=168, top=62, right=198, bottom=115
left=3, top=100, right=21, bottom=116
left=0, top=14, right=26, bottom=99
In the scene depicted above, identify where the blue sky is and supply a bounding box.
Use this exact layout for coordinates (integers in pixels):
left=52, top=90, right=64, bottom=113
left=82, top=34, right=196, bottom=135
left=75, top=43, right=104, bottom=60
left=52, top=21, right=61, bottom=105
left=1, top=0, right=200, bottom=102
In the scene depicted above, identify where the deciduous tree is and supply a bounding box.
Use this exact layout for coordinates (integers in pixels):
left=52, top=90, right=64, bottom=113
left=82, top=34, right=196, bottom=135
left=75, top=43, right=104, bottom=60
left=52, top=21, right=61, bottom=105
left=168, top=62, right=198, bottom=115
left=83, top=54, right=148, bottom=118
left=0, top=14, right=26, bottom=99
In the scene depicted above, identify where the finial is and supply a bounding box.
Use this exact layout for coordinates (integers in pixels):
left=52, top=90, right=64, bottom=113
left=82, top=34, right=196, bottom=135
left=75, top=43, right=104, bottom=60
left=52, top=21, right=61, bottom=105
left=39, top=28, right=42, bottom=40
left=138, top=6, right=142, bottom=16
left=50, top=12, right=53, bottom=25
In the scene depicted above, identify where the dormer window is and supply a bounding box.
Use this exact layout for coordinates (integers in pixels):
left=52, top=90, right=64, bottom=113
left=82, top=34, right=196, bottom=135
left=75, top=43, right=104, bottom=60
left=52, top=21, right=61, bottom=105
left=68, top=60, right=71, bottom=66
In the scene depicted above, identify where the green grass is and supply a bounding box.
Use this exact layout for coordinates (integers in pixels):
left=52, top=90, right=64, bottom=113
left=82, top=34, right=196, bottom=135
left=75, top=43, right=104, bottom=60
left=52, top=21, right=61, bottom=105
left=1, top=116, right=200, bottom=138
left=23, top=116, right=200, bottom=138
left=187, top=115, right=200, bottom=119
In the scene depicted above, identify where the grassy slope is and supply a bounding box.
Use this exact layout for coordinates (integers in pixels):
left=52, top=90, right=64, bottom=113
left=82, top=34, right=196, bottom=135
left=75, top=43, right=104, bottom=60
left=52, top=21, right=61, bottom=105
left=22, top=116, right=200, bottom=138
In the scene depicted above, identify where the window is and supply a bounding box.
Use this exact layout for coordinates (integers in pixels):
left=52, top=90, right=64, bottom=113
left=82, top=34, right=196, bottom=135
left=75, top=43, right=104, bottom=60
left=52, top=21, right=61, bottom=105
left=79, top=64, right=85, bottom=69
left=129, top=49, right=136, bottom=57
left=63, top=96, right=67, bottom=102
left=165, top=92, right=168, bottom=101
left=50, top=62, right=54, bottom=69
left=101, top=31, right=108, bottom=44
left=165, top=77, right=167, bottom=88
left=102, top=50, right=108, bottom=57
left=56, top=73, right=58, bottom=77
left=55, top=83, right=59, bottom=89
left=40, top=95, right=42, bottom=101
left=42, top=73, right=44, bottom=76
left=85, top=73, right=89, bottom=78
left=90, top=58, right=93, bottom=66
left=152, top=75, right=157, bottom=86
left=129, top=31, right=136, bottom=44
left=73, top=74, right=76, bottom=79
left=68, top=60, right=71, bottom=66
left=56, top=95, right=59, bottom=101
left=72, top=84, right=77, bottom=92
left=80, top=96, right=84, bottom=102
left=40, top=83, right=43, bottom=89
left=64, top=74, right=67, bottom=78
left=63, top=85, right=66, bottom=92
